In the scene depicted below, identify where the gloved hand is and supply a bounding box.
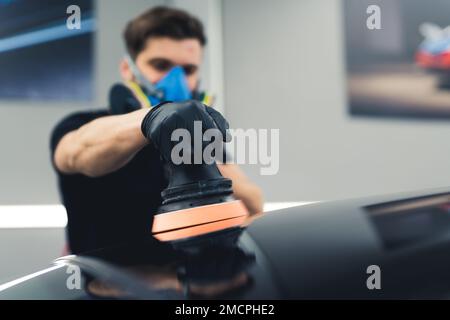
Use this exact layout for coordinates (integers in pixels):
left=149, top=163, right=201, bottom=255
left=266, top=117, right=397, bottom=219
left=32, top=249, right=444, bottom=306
left=141, top=100, right=230, bottom=164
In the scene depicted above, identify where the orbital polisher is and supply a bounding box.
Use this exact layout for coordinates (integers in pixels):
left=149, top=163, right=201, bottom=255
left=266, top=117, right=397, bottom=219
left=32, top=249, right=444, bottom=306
left=141, top=100, right=250, bottom=248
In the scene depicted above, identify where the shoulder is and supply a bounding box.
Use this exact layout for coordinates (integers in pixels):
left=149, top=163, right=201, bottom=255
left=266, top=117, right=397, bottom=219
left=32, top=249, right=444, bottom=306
left=50, top=109, right=110, bottom=152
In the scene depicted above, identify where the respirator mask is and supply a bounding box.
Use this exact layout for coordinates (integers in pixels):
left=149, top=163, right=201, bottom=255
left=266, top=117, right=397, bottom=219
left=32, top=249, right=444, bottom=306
left=125, top=55, right=193, bottom=106
left=109, top=55, right=213, bottom=114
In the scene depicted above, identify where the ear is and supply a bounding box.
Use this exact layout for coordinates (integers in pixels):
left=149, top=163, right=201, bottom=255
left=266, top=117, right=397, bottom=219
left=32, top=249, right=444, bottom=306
left=119, top=58, right=134, bottom=81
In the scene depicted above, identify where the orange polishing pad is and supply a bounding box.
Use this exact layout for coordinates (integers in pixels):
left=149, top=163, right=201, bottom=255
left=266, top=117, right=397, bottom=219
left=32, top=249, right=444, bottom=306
left=152, top=200, right=249, bottom=242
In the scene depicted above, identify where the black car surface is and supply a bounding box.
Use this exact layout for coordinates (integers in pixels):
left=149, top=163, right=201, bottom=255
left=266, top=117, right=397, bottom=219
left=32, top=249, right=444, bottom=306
left=1, top=187, right=450, bottom=299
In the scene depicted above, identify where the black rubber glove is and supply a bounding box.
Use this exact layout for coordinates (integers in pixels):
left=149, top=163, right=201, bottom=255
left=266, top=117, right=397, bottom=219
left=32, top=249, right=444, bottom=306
left=141, top=100, right=230, bottom=163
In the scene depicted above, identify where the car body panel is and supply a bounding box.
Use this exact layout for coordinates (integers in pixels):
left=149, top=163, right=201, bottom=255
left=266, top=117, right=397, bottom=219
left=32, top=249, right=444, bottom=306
left=1, top=187, right=450, bottom=299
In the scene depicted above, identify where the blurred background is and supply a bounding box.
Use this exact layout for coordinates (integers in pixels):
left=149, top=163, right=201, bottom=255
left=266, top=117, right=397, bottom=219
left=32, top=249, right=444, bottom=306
left=346, top=0, right=450, bottom=119
left=1, top=0, right=450, bottom=283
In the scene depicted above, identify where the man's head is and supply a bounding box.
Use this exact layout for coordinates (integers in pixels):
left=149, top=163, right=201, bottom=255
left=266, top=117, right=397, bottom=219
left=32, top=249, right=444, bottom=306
left=120, top=6, right=206, bottom=92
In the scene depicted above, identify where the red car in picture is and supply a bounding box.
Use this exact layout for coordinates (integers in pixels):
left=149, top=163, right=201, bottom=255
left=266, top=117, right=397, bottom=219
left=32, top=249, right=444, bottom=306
left=416, top=23, right=450, bottom=87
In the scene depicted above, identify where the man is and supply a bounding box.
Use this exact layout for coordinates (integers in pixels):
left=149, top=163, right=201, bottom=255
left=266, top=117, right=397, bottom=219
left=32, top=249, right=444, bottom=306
left=51, top=6, right=263, bottom=254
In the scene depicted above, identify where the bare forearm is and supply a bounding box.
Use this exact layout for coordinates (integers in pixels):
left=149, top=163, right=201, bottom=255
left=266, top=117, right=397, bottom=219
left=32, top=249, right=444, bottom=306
left=233, top=181, right=264, bottom=215
left=218, top=164, right=264, bottom=215
left=54, top=109, right=150, bottom=177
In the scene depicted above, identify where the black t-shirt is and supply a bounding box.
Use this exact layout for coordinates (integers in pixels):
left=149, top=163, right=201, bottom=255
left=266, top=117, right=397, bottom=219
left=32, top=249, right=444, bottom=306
left=50, top=110, right=168, bottom=254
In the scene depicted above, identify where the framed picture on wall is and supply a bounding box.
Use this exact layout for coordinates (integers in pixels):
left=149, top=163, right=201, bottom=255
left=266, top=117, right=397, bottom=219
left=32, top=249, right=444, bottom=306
left=344, top=0, right=450, bottom=120
left=0, top=0, right=95, bottom=101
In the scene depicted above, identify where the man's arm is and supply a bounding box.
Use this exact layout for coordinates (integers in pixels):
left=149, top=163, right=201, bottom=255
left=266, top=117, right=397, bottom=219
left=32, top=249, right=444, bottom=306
left=217, top=163, right=264, bottom=215
left=54, top=108, right=149, bottom=177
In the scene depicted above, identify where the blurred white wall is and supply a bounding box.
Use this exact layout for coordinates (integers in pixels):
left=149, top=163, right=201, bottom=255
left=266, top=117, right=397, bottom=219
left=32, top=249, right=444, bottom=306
left=222, top=0, right=450, bottom=202
left=0, top=228, right=65, bottom=284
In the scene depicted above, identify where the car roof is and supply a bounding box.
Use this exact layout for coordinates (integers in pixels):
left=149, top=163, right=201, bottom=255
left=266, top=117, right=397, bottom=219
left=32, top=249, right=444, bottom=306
left=2, top=187, right=450, bottom=299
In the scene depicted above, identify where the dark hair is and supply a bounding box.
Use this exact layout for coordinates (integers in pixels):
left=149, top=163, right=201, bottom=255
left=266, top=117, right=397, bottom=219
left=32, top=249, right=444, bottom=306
left=124, top=6, right=207, bottom=60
